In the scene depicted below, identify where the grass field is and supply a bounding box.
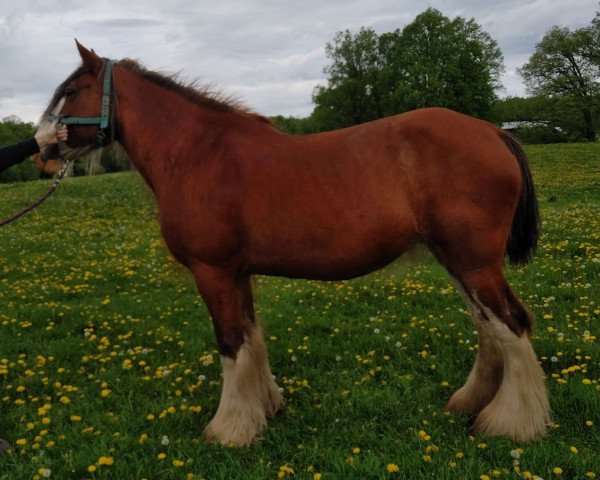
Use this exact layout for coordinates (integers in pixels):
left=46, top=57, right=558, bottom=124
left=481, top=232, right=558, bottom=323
left=0, top=142, right=598, bottom=480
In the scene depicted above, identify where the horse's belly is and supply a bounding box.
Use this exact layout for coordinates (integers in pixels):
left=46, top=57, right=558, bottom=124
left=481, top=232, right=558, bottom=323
left=247, top=223, right=418, bottom=281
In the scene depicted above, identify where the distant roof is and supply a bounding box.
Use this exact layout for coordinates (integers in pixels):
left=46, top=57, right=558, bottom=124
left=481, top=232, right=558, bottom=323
left=501, top=121, right=549, bottom=130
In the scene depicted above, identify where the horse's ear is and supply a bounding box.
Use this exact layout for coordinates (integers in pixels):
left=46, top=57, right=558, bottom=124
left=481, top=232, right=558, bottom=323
left=75, top=39, right=103, bottom=74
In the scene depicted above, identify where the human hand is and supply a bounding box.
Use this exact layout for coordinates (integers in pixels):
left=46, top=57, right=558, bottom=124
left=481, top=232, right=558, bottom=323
left=34, top=120, right=68, bottom=148
left=57, top=123, right=68, bottom=142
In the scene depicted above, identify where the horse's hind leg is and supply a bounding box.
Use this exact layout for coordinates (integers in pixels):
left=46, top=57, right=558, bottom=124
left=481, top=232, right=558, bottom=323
left=448, top=266, right=551, bottom=442
left=192, top=264, right=282, bottom=447
left=445, top=280, right=504, bottom=415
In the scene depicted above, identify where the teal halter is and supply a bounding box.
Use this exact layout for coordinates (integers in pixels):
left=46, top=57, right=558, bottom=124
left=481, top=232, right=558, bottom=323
left=48, top=59, right=116, bottom=148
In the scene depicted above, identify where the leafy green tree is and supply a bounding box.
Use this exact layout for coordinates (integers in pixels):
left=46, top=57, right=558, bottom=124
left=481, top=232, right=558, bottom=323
left=312, top=27, right=385, bottom=129
left=384, top=8, right=503, bottom=119
left=312, top=9, right=504, bottom=130
left=0, top=117, right=40, bottom=183
left=271, top=115, right=322, bottom=134
left=519, top=22, right=600, bottom=140
left=491, top=96, right=548, bottom=123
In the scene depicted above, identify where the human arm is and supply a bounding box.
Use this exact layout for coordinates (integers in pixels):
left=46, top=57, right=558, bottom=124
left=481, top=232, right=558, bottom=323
left=0, top=121, right=67, bottom=174
left=0, top=138, right=40, bottom=173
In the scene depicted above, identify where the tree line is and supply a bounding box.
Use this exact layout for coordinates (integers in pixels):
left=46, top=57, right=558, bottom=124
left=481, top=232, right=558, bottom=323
left=274, top=7, right=600, bottom=142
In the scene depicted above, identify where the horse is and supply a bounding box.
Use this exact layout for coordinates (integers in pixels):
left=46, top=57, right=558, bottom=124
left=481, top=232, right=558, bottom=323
left=38, top=41, right=551, bottom=447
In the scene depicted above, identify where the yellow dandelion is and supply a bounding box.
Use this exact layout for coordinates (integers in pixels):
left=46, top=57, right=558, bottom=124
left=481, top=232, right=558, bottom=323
left=553, top=467, right=563, bottom=475
left=386, top=463, right=399, bottom=473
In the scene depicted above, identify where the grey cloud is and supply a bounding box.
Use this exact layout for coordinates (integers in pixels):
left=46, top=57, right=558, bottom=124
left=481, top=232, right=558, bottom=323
left=78, top=18, right=166, bottom=29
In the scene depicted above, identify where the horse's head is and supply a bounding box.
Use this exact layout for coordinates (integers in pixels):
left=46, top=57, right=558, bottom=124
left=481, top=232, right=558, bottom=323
left=37, top=41, right=114, bottom=170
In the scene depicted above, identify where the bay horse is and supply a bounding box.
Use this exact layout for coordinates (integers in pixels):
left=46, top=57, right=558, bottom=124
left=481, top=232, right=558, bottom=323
left=39, top=41, right=550, bottom=446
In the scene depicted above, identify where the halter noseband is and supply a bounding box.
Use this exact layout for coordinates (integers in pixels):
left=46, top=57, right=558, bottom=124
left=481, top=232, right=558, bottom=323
left=48, top=59, right=116, bottom=148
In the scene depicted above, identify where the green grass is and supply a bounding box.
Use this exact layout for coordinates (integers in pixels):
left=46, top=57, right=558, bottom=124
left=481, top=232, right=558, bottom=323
left=0, top=143, right=598, bottom=480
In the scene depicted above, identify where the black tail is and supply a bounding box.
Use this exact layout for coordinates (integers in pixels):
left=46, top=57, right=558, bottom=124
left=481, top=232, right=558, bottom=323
left=500, top=132, right=540, bottom=265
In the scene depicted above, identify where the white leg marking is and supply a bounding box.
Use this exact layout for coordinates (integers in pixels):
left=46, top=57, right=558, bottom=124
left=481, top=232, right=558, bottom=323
left=204, top=322, right=283, bottom=447
left=446, top=279, right=503, bottom=414
left=473, top=305, right=551, bottom=442
left=446, top=318, right=504, bottom=414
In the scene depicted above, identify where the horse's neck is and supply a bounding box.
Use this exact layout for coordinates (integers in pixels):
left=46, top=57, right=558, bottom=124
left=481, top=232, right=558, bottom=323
left=112, top=68, right=216, bottom=195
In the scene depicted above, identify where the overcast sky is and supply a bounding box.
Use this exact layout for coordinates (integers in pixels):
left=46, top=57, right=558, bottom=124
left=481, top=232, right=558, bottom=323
left=1, top=0, right=598, bottom=123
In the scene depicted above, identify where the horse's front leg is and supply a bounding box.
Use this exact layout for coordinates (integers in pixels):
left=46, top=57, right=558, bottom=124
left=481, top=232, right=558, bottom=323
left=191, top=263, right=283, bottom=447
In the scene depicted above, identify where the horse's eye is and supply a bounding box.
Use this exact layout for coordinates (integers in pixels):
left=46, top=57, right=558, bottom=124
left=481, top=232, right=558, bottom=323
left=65, top=88, right=76, bottom=97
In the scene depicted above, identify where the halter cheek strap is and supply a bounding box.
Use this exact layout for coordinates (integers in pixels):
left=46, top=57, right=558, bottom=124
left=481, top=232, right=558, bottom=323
left=48, top=59, right=116, bottom=148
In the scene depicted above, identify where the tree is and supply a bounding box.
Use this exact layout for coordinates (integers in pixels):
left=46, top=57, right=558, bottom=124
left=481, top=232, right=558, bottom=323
left=519, top=22, right=600, bottom=140
left=0, top=118, right=39, bottom=183
left=312, top=27, right=385, bottom=129
left=384, top=8, right=503, bottom=119
left=312, top=9, right=504, bottom=130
